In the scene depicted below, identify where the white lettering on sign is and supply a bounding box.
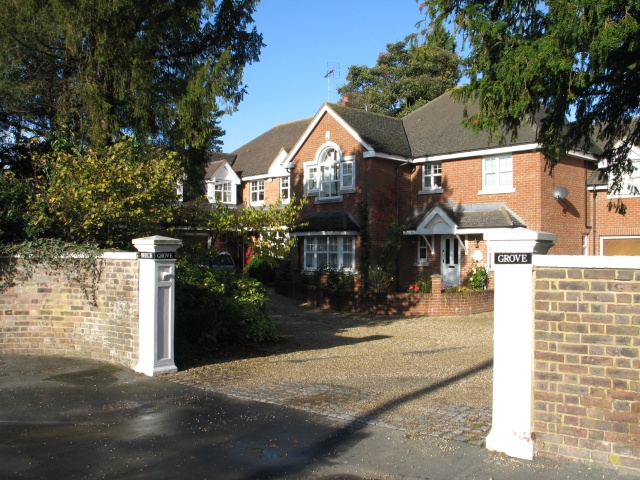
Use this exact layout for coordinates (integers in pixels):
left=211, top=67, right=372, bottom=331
left=494, top=252, right=532, bottom=264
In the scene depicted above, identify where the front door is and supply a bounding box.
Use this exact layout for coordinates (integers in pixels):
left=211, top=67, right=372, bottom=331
left=441, top=235, right=460, bottom=286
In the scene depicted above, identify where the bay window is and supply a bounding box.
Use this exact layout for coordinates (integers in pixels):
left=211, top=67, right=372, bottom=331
left=304, top=236, right=356, bottom=271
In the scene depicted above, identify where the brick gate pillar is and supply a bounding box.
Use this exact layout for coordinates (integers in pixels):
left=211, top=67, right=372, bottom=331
left=132, top=235, right=182, bottom=376
left=484, top=228, right=555, bottom=460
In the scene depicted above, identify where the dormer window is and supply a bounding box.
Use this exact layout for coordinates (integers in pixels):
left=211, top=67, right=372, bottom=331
left=304, top=144, right=355, bottom=201
left=214, top=181, right=232, bottom=203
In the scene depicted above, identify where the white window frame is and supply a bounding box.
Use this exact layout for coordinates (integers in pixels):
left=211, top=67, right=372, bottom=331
left=214, top=181, right=232, bottom=204
left=420, top=162, right=443, bottom=194
left=304, top=236, right=356, bottom=271
left=303, top=143, right=355, bottom=201
left=416, top=235, right=434, bottom=265
left=479, top=154, right=515, bottom=194
left=608, top=159, right=640, bottom=197
left=280, top=176, right=290, bottom=202
left=250, top=180, right=265, bottom=205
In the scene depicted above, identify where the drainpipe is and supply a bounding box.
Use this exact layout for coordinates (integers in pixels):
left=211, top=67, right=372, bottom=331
left=592, top=189, right=597, bottom=256
left=395, top=161, right=410, bottom=290
left=396, top=161, right=410, bottom=223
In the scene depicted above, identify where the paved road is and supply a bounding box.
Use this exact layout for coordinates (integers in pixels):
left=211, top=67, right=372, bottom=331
left=0, top=354, right=629, bottom=480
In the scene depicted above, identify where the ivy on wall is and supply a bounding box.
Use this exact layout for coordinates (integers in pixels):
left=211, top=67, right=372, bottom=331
left=0, top=239, right=104, bottom=305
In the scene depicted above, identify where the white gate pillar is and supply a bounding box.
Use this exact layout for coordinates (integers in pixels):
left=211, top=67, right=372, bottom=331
left=132, top=235, right=182, bottom=376
left=484, top=228, right=555, bottom=460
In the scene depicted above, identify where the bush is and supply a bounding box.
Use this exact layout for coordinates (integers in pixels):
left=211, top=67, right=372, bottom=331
left=175, top=262, right=276, bottom=348
left=326, top=268, right=355, bottom=292
left=368, top=265, right=394, bottom=293
left=407, top=273, right=432, bottom=293
left=245, top=256, right=275, bottom=284
left=468, top=262, right=489, bottom=290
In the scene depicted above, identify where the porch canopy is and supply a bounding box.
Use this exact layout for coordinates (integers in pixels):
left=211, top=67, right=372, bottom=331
left=401, top=202, right=526, bottom=244
left=290, top=211, right=360, bottom=237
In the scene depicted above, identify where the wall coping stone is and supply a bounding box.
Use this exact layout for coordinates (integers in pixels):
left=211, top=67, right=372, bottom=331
left=534, top=255, right=640, bottom=269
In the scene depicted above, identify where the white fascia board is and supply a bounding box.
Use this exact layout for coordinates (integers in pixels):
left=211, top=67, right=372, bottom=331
left=415, top=143, right=540, bottom=162
left=290, top=230, right=358, bottom=237
left=242, top=173, right=279, bottom=181
left=362, top=151, right=413, bottom=162
left=287, top=104, right=375, bottom=163
left=267, top=148, right=291, bottom=177
left=207, top=161, right=241, bottom=184
left=566, top=150, right=598, bottom=162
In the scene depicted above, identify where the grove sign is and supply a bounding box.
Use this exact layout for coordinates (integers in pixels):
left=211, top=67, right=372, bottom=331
left=494, top=252, right=532, bottom=264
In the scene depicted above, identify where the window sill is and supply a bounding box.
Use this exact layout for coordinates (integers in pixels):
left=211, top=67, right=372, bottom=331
left=414, top=260, right=430, bottom=267
left=314, top=196, right=343, bottom=204
left=418, top=188, right=444, bottom=195
left=250, top=201, right=266, bottom=207
left=478, top=187, right=515, bottom=195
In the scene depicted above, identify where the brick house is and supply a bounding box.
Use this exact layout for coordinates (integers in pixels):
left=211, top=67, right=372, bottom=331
left=586, top=141, right=640, bottom=256
left=204, top=92, right=639, bottom=287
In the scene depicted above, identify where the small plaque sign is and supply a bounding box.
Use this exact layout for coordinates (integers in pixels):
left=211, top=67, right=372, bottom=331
left=494, top=252, right=532, bottom=264
left=138, top=252, right=176, bottom=260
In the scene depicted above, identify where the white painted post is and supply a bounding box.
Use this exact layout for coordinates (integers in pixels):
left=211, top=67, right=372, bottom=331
left=132, top=235, right=182, bottom=376
left=483, top=228, right=555, bottom=460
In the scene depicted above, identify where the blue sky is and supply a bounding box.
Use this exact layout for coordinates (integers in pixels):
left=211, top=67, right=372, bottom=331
left=218, top=0, right=427, bottom=153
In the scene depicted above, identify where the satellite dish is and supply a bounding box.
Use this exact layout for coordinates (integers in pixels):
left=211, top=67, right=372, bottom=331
left=552, top=186, right=569, bottom=200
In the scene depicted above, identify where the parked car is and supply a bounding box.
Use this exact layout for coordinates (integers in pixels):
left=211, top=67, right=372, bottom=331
left=210, top=251, right=235, bottom=272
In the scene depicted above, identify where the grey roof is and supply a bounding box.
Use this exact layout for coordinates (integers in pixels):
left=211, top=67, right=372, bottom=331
left=402, top=92, right=541, bottom=157
left=328, top=104, right=412, bottom=157
left=294, top=211, right=360, bottom=233
left=402, top=202, right=526, bottom=231
left=587, top=169, right=607, bottom=187
left=204, top=159, right=228, bottom=179
left=230, top=119, right=311, bottom=178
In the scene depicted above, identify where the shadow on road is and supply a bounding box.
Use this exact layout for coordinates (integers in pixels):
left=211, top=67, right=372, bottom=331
left=250, top=357, right=494, bottom=479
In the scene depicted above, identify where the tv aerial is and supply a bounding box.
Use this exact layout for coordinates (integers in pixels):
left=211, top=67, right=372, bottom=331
left=324, top=62, right=340, bottom=102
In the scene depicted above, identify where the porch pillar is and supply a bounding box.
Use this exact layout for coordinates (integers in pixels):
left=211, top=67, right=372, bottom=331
left=132, top=235, right=182, bottom=376
left=484, top=228, right=555, bottom=460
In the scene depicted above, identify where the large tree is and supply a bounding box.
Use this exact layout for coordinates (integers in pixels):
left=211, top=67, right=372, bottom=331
left=337, top=31, right=460, bottom=117
left=0, top=0, right=263, bottom=179
left=419, top=0, right=640, bottom=189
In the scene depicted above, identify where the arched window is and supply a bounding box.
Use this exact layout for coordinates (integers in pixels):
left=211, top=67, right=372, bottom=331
left=304, top=144, right=355, bottom=200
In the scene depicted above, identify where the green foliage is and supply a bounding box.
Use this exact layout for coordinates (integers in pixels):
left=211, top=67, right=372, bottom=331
left=0, top=239, right=103, bottom=304
left=326, top=268, right=356, bottom=292
left=245, top=257, right=275, bottom=284
left=0, top=0, right=263, bottom=175
left=381, top=222, right=404, bottom=281
left=367, top=265, right=395, bottom=294
left=467, top=262, right=488, bottom=291
left=183, top=196, right=306, bottom=264
left=175, top=261, right=276, bottom=347
left=27, top=136, right=184, bottom=248
left=0, top=171, right=31, bottom=243
left=357, top=201, right=371, bottom=282
left=419, top=0, right=640, bottom=188
left=407, top=272, right=433, bottom=293
left=338, top=31, right=460, bottom=117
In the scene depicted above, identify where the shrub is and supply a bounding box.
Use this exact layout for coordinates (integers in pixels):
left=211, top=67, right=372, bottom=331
left=368, top=265, right=394, bottom=293
left=175, top=262, right=276, bottom=348
left=407, top=273, right=432, bottom=293
left=468, top=262, right=489, bottom=290
left=326, top=268, right=355, bottom=292
left=245, top=256, right=275, bottom=284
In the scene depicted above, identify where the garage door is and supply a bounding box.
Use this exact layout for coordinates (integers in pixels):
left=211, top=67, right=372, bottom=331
left=602, top=237, right=640, bottom=256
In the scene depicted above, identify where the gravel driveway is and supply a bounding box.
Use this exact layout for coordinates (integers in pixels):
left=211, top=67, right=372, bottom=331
left=172, top=291, right=494, bottom=443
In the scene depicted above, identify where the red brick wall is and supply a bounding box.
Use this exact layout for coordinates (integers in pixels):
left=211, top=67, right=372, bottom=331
left=532, top=266, right=640, bottom=474
left=275, top=274, right=493, bottom=317
left=0, top=256, right=140, bottom=368
left=588, top=190, right=640, bottom=255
